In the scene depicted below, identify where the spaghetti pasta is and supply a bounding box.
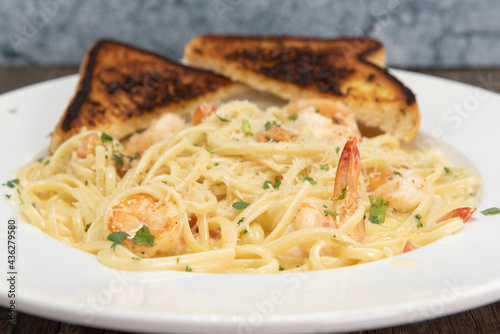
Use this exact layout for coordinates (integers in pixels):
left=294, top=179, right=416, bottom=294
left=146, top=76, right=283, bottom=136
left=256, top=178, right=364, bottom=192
left=15, top=100, right=480, bottom=273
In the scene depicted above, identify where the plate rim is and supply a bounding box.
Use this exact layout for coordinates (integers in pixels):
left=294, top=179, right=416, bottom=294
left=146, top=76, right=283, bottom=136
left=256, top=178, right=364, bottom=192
left=1, top=69, right=499, bottom=333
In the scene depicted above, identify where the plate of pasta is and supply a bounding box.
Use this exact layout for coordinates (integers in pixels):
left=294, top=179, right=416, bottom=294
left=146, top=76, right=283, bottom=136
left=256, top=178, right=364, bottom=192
left=1, top=69, right=500, bottom=333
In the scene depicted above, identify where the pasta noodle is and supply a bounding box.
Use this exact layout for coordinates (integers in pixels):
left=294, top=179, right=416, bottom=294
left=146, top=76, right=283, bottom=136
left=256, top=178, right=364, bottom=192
left=14, top=100, right=480, bottom=273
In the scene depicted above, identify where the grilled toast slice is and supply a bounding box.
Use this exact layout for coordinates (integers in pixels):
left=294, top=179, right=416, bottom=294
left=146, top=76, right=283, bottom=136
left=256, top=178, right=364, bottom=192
left=49, top=39, right=244, bottom=153
left=184, top=35, right=420, bottom=142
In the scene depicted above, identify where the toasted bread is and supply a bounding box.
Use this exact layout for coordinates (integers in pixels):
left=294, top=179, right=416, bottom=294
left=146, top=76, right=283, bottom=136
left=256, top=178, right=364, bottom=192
left=49, top=39, right=244, bottom=153
left=184, top=35, right=420, bottom=142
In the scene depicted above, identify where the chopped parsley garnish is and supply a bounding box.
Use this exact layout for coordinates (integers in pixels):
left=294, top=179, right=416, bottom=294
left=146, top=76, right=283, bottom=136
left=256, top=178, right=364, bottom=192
left=107, top=225, right=155, bottom=250
left=242, top=118, right=253, bottom=135
left=129, top=152, right=140, bottom=163
left=302, top=175, right=317, bottom=185
left=335, top=147, right=340, bottom=155
left=133, top=226, right=155, bottom=246
left=320, top=164, right=329, bottom=171
left=324, top=209, right=339, bottom=216
left=264, top=121, right=280, bottom=130
left=333, top=187, right=346, bottom=201
left=204, top=145, right=213, bottom=153
left=112, top=152, right=140, bottom=166
left=481, top=207, right=500, bottom=216
left=3, top=179, right=20, bottom=188
left=46, top=132, right=53, bottom=138
left=239, top=229, right=248, bottom=237
left=112, top=153, right=124, bottom=166
left=107, top=231, right=130, bottom=250
left=100, top=132, right=114, bottom=143
left=444, top=167, right=452, bottom=174
left=315, top=108, right=320, bottom=113
left=7, top=108, right=17, bottom=114
left=237, top=217, right=245, bottom=225
left=279, top=265, right=285, bottom=271
left=263, top=178, right=281, bottom=189
left=216, top=114, right=230, bottom=122
left=185, top=266, right=193, bottom=272
left=266, top=137, right=280, bottom=143
left=368, top=195, right=387, bottom=224
left=414, top=214, right=423, bottom=228
left=393, top=170, right=402, bottom=176
left=232, top=201, right=250, bottom=210
left=131, top=257, right=141, bottom=261
left=5, top=194, right=12, bottom=199
left=287, top=114, right=297, bottom=121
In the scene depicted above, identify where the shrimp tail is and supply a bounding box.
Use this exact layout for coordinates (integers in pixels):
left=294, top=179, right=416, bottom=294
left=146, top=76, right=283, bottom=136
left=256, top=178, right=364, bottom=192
left=334, top=137, right=360, bottom=208
left=437, top=207, right=476, bottom=223
left=333, top=138, right=365, bottom=242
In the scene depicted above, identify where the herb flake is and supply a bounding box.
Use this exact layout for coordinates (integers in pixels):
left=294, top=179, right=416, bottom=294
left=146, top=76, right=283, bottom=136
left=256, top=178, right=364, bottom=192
left=302, top=175, right=317, bottom=185
left=481, top=207, right=500, bottom=216
left=132, top=225, right=155, bottom=246
left=107, top=231, right=130, bottom=250
left=216, top=114, right=230, bottom=122
left=232, top=201, right=250, bottom=210
left=100, top=132, right=114, bottom=143
left=263, top=178, right=281, bottom=189
left=334, top=188, right=346, bottom=201
left=242, top=118, right=253, bottom=135
left=264, top=121, right=280, bottom=130
left=324, top=210, right=339, bottom=216
left=112, top=153, right=124, bottom=166
left=3, top=179, right=20, bottom=188
left=368, top=195, right=388, bottom=224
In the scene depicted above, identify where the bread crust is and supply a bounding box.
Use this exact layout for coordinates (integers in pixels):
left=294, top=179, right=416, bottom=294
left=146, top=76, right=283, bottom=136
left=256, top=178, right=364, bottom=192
left=49, top=39, right=243, bottom=153
left=184, top=35, right=420, bottom=142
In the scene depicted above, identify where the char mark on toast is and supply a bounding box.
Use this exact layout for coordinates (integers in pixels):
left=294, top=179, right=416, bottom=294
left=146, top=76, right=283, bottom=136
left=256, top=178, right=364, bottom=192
left=50, top=39, right=242, bottom=153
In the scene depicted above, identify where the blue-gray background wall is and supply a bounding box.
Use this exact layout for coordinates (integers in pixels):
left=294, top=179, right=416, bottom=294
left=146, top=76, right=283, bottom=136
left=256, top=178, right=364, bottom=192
left=1, top=0, right=499, bottom=68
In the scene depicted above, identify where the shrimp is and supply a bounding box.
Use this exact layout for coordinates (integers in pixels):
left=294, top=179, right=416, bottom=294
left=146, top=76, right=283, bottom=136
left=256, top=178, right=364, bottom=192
left=126, top=113, right=187, bottom=155
left=289, top=138, right=365, bottom=242
left=106, top=193, right=183, bottom=257
left=285, top=98, right=362, bottom=143
left=367, top=169, right=428, bottom=213
left=256, top=126, right=297, bottom=143
left=331, top=138, right=365, bottom=242
left=192, top=102, right=217, bottom=125
left=437, top=207, right=476, bottom=223
left=76, top=132, right=102, bottom=159
left=292, top=203, right=336, bottom=231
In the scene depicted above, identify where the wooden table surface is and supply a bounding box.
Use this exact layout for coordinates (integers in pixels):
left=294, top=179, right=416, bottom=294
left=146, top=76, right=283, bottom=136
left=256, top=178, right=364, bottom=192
left=1, top=67, right=499, bottom=334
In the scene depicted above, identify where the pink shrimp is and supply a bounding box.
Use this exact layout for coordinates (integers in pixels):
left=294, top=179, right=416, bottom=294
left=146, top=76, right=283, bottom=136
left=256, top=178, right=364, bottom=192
left=76, top=132, right=102, bottom=159
left=437, top=207, right=476, bottom=223
left=285, top=98, right=362, bottom=142
left=106, top=193, right=183, bottom=257
left=332, top=138, right=365, bottom=242
left=256, top=126, right=298, bottom=143
left=126, top=113, right=187, bottom=156
left=192, top=102, right=217, bottom=125
left=290, top=138, right=365, bottom=242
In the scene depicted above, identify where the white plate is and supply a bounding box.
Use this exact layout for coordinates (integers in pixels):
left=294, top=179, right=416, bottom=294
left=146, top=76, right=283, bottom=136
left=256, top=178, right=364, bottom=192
left=1, top=70, right=500, bottom=334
